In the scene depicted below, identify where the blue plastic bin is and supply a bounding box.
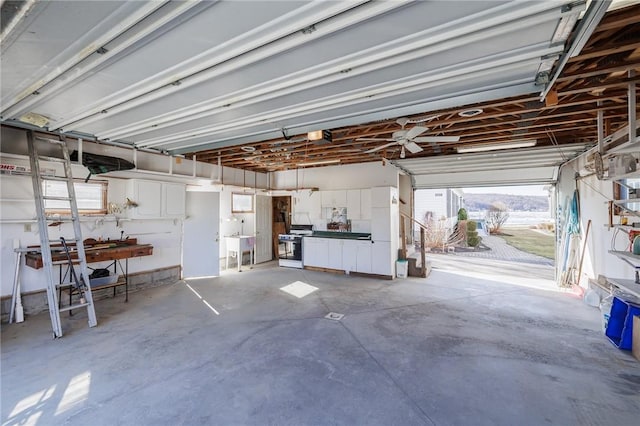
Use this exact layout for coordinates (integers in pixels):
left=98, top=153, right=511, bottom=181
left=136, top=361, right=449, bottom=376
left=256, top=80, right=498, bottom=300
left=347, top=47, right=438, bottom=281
left=605, top=297, right=640, bottom=350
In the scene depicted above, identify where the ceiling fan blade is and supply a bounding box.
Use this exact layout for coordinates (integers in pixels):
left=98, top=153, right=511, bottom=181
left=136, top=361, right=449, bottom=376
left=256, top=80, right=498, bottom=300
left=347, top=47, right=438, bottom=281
left=356, top=137, right=393, bottom=142
left=364, top=142, right=399, bottom=153
left=413, top=136, right=460, bottom=143
left=404, top=126, right=428, bottom=140
left=404, top=141, right=423, bottom=154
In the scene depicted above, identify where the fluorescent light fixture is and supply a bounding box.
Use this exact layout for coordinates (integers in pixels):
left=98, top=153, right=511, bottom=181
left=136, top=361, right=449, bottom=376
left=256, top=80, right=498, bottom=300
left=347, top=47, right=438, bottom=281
left=298, top=159, right=340, bottom=167
left=307, top=130, right=323, bottom=140
left=456, top=140, right=537, bottom=153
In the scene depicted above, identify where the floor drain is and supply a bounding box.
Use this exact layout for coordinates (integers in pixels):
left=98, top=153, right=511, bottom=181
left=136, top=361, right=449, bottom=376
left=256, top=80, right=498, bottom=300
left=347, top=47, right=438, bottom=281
left=325, top=312, right=344, bottom=321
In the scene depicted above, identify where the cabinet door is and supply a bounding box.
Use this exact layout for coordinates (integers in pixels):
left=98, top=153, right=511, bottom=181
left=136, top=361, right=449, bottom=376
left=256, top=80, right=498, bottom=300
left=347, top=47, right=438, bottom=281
left=334, top=190, right=347, bottom=207
left=371, top=241, right=392, bottom=276
left=132, top=180, right=162, bottom=217
left=371, top=187, right=390, bottom=208
left=347, top=190, right=361, bottom=219
left=371, top=207, right=391, bottom=241
left=321, top=190, right=334, bottom=207
left=360, top=189, right=372, bottom=220
left=356, top=241, right=372, bottom=273
left=163, top=183, right=186, bottom=217
left=342, top=240, right=357, bottom=272
left=303, top=238, right=329, bottom=268
left=327, top=239, right=343, bottom=270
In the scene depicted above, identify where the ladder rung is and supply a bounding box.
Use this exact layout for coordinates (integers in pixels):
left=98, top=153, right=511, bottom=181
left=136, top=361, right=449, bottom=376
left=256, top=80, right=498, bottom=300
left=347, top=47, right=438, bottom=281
left=43, top=196, right=72, bottom=201
left=36, top=137, right=66, bottom=146
left=51, top=238, right=77, bottom=243
left=38, top=156, right=66, bottom=163
left=59, top=302, right=89, bottom=313
left=42, top=176, right=70, bottom=182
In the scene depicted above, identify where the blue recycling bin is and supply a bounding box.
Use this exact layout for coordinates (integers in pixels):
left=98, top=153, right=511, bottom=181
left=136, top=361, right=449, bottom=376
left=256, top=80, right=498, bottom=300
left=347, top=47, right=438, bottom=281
left=605, top=297, right=640, bottom=350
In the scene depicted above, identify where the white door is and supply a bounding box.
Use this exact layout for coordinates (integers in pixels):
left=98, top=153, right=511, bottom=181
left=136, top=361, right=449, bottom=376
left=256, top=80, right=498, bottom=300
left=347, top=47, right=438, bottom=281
left=183, top=191, right=220, bottom=278
left=255, top=195, right=272, bottom=263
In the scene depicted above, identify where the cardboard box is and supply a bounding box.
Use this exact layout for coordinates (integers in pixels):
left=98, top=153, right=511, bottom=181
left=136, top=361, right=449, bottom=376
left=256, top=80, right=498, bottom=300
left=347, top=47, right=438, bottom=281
left=633, top=316, right=640, bottom=361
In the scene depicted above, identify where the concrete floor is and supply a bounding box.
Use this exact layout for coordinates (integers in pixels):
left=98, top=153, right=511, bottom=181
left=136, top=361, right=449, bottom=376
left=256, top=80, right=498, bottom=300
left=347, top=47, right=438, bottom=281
left=2, top=260, right=639, bottom=426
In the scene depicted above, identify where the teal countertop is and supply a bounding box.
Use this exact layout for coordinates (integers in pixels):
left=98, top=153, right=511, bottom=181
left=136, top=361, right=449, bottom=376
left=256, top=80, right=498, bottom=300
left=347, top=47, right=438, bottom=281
left=306, top=231, right=371, bottom=240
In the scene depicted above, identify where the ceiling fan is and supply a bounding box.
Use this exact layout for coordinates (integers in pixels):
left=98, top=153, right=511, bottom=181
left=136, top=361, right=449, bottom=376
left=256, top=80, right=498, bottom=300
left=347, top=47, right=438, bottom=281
left=357, top=117, right=460, bottom=158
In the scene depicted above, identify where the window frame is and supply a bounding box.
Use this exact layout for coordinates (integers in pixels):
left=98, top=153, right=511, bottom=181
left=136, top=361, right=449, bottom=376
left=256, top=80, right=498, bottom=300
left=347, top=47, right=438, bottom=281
left=231, top=192, right=254, bottom=213
left=43, top=179, right=108, bottom=215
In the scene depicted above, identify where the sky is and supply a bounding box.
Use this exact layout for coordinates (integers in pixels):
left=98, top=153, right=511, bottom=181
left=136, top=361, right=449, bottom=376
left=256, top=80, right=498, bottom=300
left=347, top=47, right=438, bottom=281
left=462, top=185, right=548, bottom=196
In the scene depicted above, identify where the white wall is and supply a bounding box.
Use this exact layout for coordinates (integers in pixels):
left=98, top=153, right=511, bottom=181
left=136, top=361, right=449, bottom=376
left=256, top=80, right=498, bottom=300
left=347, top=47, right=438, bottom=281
left=557, top=154, right=635, bottom=285
left=0, top=127, right=268, bottom=296
left=272, top=161, right=399, bottom=190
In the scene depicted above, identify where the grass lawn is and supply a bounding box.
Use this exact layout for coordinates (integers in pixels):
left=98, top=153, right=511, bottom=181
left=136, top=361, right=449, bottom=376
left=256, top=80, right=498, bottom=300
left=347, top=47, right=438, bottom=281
left=498, top=227, right=555, bottom=260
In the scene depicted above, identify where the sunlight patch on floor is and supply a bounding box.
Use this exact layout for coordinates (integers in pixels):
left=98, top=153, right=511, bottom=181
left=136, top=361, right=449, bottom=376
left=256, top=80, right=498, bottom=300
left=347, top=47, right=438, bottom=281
left=8, top=386, right=56, bottom=424
left=55, top=371, right=91, bottom=416
left=280, top=281, right=318, bottom=299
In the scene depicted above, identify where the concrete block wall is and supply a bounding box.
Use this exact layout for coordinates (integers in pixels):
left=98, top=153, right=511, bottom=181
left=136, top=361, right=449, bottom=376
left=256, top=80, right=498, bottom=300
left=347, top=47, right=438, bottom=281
left=0, top=265, right=180, bottom=323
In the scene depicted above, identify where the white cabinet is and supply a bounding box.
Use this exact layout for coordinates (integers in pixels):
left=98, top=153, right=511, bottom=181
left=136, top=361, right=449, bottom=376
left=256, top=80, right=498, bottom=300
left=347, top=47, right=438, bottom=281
left=163, top=183, right=186, bottom=217
left=347, top=190, right=361, bottom=219
left=371, top=241, right=392, bottom=275
left=321, top=190, right=347, bottom=207
left=294, top=190, right=321, bottom=222
left=342, top=240, right=357, bottom=272
left=360, top=189, right=372, bottom=220
left=130, top=180, right=162, bottom=218
left=355, top=240, right=372, bottom=273
left=328, top=239, right=343, bottom=270
left=127, top=180, right=185, bottom=218
left=371, top=207, right=391, bottom=241
left=303, top=237, right=329, bottom=268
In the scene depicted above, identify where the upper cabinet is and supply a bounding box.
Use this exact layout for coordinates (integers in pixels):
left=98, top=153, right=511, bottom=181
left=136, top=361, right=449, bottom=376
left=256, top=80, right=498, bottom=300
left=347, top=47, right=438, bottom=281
left=321, top=190, right=347, bottom=208
left=293, top=190, right=322, bottom=222
left=360, top=189, right=372, bottom=220
left=127, top=179, right=185, bottom=219
left=371, top=186, right=398, bottom=208
left=347, top=190, right=361, bottom=219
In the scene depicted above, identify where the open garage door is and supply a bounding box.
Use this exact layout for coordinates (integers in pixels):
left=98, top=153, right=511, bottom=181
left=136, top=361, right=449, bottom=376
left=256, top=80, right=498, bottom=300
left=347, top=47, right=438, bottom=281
left=394, top=144, right=591, bottom=189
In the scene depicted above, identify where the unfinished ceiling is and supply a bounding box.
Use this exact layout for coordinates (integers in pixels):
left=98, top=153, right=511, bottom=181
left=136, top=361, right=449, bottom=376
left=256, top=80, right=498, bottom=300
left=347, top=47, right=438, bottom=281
left=1, top=1, right=638, bottom=176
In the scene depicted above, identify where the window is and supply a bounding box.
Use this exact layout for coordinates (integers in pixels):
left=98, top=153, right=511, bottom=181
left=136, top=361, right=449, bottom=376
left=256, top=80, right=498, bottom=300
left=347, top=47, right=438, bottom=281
left=231, top=192, right=253, bottom=213
left=43, top=180, right=107, bottom=214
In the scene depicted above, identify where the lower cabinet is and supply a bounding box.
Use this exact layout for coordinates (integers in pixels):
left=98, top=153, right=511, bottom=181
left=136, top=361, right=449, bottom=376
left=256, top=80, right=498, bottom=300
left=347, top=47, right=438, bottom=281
left=355, top=241, right=372, bottom=273
left=303, top=238, right=329, bottom=268
left=303, top=237, right=390, bottom=276
left=371, top=241, right=392, bottom=276
left=328, top=239, right=343, bottom=270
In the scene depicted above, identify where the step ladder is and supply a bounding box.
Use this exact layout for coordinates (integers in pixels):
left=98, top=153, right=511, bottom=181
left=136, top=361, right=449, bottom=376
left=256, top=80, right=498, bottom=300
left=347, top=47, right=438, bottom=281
left=26, top=130, right=97, bottom=338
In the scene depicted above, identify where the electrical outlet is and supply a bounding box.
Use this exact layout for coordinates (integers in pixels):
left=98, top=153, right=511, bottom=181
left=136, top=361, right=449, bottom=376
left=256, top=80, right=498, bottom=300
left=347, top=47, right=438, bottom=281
left=24, top=223, right=31, bottom=232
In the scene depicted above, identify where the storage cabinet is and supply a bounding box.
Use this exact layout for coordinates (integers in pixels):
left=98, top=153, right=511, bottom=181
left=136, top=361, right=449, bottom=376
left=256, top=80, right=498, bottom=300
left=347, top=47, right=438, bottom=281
left=321, top=190, right=347, bottom=207
left=355, top=240, right=373, bottom=273
left=127, top=180, right=185, bottom=218
left=371, top=241, right=392, bottom=275
left=360, top=189, right=372, bottom=220
left=347, top=190, right=361, bottom=219
left=342, top=240, right=357, bottom=272
left=294, top=190, right=321, bottom=222
left=328, top=239, right=343, bottom=270
left=303, top=237, right=329, bottom=268
left=371, top=207, right=391, bottom=241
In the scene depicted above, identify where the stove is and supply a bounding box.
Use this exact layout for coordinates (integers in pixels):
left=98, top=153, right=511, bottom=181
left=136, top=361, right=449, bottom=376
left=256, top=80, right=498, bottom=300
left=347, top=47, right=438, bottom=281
left=278, top=225, right=313, bottom=268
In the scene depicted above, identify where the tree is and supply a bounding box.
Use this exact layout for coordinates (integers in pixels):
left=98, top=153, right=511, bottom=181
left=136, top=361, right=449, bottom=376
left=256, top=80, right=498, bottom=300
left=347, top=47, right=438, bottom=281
left=485, top=201, right=509, bottom=234
left=466, top=220, right=481, bottom=247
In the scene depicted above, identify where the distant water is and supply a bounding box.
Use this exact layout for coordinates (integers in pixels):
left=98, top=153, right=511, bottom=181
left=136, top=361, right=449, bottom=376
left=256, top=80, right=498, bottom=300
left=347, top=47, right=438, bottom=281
left=468, top=211, right=553, bottom=226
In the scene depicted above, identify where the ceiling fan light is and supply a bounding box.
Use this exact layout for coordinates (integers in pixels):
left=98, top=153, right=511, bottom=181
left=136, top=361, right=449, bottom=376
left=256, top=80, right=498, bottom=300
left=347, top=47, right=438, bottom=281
left=458, top=108, right=483, bottom=118
left=400, top=146, right=406, bottom=159
left=456, top=140, right=537, bottom=153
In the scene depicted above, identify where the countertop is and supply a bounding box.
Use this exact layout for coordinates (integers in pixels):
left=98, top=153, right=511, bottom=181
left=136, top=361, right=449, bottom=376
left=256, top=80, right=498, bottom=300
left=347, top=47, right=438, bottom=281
left=305, top=231, right=371, bottom=240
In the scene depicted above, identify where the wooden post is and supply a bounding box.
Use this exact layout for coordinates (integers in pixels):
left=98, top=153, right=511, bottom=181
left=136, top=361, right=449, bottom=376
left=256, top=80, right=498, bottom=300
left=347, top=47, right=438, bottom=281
left=401, top=217, right=407, bottom=260
left=420, top=227, right=426, bottom=277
